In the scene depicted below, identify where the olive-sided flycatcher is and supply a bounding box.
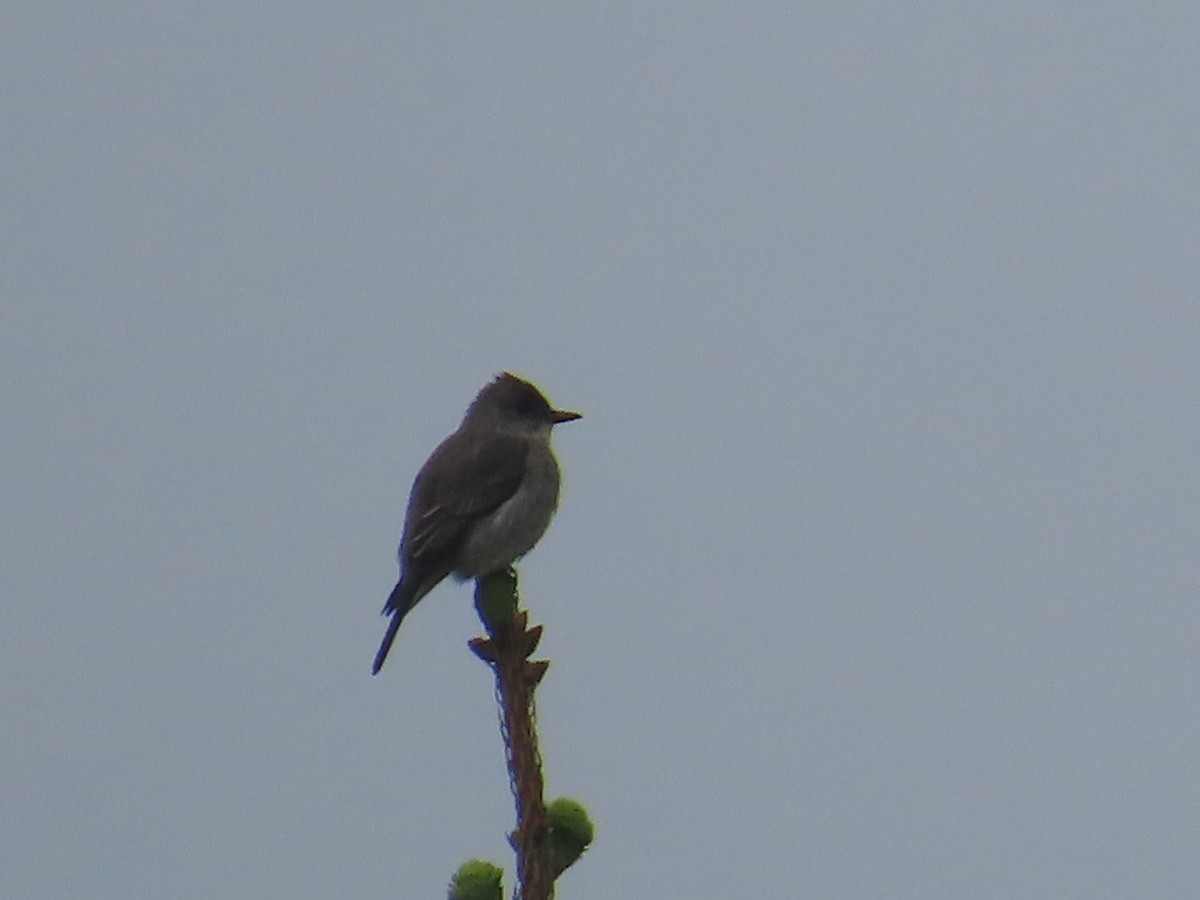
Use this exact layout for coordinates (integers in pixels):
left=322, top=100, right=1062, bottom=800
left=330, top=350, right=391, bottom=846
left=372, top=373, right=580, bottom=674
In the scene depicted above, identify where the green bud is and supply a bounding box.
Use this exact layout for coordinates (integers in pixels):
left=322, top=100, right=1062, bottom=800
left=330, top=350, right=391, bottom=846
left=545, top=797, right=595, bottom=873
left=474, top=569, right=518, bottom=631
left=448, top=858, right=503, bottom=900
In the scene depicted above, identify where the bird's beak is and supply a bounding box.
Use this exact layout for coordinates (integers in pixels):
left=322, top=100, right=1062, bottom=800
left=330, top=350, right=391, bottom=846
left=550, top=408, right=582, bottom=425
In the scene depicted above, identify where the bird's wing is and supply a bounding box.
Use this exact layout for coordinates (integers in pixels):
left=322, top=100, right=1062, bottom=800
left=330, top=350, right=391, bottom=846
left=401, top=429, right=529, bottom=564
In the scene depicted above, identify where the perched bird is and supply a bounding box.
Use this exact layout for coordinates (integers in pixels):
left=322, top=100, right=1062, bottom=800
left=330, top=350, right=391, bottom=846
left=372, top=373, right=580, bottom=674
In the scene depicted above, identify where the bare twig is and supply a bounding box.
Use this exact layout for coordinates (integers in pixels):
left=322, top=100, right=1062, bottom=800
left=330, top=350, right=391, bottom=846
left=469, top=570, right=554, bottom=900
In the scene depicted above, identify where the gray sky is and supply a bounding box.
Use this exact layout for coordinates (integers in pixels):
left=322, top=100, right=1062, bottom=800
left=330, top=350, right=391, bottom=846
left=4, top=5, right=1199, bottom=898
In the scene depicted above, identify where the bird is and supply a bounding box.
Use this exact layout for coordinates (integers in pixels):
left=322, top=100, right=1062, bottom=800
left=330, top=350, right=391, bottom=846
left=372, top=373, right=580, bottom=674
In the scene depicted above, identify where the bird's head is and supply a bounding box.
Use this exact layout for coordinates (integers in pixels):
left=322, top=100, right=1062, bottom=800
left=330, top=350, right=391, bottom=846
left=462, top=373, right=581, bottom=435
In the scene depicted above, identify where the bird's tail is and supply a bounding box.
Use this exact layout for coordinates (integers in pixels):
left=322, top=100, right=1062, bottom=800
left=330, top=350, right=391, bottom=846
left=372, top=580, right=411, bottom=675
left=381, top=578, right=409, bottom=616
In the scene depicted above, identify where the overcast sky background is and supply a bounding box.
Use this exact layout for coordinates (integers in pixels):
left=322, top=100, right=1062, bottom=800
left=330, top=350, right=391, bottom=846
left=4, top=5, right=1199, bottom=898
